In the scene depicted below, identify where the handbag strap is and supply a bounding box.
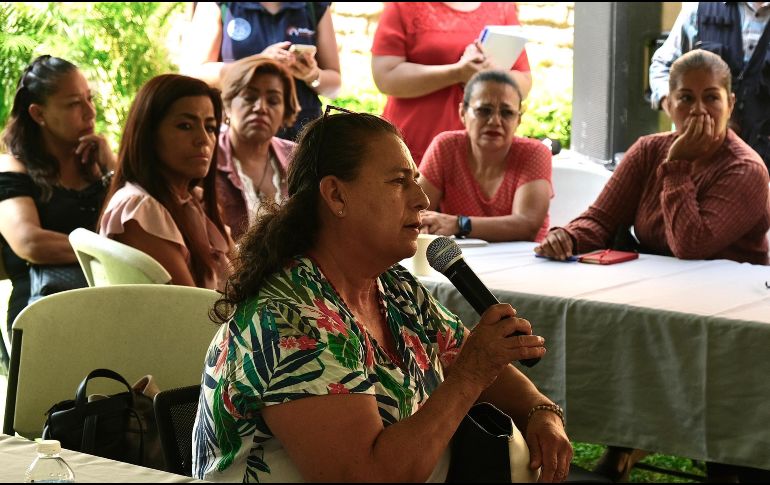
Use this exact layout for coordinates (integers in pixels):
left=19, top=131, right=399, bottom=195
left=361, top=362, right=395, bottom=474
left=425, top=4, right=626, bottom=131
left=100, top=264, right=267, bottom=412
left=75, top=368, right=134, bottom=407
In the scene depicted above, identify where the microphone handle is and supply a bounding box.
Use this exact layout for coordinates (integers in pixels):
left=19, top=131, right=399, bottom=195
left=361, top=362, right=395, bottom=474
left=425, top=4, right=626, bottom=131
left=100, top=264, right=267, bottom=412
left=445, top=261, right=540, bottom=367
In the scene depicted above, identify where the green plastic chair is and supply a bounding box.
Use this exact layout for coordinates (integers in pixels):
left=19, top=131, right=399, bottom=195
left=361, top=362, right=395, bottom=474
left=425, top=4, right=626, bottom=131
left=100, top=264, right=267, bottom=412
left=68, top=228, right=171, bottom=286
left=3, top=284, right=219, bottom=439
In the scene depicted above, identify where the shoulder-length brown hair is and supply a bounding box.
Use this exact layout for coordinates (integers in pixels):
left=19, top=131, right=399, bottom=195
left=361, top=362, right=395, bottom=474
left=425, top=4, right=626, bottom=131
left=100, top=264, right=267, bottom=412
left=104, top=74, right=226, bottom=286
left=221, top=55, right=300, bottom=128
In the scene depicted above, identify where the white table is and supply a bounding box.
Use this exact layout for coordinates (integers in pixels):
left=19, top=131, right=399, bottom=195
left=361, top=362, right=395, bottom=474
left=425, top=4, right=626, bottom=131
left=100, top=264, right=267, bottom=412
left=0, top=434, right=204, bottom=483
left=404, top=242, right=770, bottom=470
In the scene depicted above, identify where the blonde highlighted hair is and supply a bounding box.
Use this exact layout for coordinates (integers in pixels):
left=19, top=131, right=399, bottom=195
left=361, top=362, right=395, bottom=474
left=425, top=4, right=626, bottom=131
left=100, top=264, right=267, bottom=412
left=221, top=55, right=300, bottom=127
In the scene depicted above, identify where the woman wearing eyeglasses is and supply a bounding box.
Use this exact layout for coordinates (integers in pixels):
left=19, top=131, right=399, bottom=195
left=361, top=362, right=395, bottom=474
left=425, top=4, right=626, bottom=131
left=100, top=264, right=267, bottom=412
left=418, top=70, right=552, bottom=242
left=193, top=109, right=572, bottom=482
left=216, top=56, right=299, bottom=240
left=372, top=2, right=532, bottom=166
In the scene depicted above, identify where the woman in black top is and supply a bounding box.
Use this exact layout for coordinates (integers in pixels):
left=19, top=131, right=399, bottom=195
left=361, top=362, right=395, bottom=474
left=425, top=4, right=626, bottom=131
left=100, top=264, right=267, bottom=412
left=0, top=55, right=115, bottom=338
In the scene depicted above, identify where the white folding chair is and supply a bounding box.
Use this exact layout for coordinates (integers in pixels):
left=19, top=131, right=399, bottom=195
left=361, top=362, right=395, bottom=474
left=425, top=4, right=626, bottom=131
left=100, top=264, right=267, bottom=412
left=68, top=228, right=171, bottom=286
left=3, top=284, right=219, bottom=439
left=549, top=155, right=613, bottom=228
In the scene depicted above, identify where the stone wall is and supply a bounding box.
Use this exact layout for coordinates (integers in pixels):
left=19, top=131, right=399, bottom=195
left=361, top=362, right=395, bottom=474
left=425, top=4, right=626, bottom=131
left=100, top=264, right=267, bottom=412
left=330, top=2, right=575, bottom=104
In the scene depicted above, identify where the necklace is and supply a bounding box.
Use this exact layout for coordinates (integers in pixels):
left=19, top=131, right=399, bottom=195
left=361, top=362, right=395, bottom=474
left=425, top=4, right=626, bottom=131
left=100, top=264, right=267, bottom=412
left=310, top=257, right=403, bottom=367
left=253, top=156, right=272, bottom=197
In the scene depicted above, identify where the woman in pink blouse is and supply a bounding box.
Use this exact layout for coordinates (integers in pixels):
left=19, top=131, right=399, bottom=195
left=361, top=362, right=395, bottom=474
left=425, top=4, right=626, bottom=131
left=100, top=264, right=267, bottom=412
left=100, top=74, right=232, bottom=290
left=419, top=70, right=552, bottom=242
left=535, top=49, right=769, bottom=266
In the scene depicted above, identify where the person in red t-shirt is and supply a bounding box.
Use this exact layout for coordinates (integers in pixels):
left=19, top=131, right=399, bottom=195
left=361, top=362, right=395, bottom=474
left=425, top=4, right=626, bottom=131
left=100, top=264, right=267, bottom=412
left=418, top=70, right=551, bottom=242
left=371, top=2, right=531, bottom=165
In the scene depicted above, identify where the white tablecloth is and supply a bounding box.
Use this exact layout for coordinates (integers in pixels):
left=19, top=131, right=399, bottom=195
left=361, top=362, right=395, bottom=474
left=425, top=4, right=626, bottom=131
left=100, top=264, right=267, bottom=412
left=403, top=242, right=770, bottom=470
left=0, top=434, right=204, bottom=483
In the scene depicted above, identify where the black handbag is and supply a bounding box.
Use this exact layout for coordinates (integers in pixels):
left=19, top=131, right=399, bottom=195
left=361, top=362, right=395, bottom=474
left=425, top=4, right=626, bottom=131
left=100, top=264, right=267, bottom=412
left=446, top=402, right=540, bottom=483
left=28, top=263, right=88, bottom=305
left=42, top=368, right=164, bottom=470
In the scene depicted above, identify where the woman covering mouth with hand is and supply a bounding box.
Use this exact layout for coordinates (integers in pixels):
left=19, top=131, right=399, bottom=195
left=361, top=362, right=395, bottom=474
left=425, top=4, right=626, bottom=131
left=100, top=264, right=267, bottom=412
left=535, top=49, right=769, bottom=266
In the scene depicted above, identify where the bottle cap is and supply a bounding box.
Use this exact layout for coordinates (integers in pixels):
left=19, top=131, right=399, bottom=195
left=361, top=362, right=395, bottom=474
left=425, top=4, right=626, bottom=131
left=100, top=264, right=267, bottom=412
left=36, top=440, right=62, bottom=454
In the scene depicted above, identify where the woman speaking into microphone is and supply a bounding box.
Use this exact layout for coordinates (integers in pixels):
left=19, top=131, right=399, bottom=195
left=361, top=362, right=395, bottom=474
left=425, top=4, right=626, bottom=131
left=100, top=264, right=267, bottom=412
left=193, top=109, right=571, bottom=482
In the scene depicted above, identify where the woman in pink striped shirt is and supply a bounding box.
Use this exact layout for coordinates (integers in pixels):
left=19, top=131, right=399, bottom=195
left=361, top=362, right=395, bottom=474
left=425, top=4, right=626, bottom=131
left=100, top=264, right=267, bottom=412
left=535, top=49, right=769, bottom=266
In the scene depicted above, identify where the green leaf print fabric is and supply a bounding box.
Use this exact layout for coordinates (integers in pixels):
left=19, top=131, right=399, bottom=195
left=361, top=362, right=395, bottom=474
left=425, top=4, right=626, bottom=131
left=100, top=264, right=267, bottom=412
left=193, top=257, right=465, bottom=482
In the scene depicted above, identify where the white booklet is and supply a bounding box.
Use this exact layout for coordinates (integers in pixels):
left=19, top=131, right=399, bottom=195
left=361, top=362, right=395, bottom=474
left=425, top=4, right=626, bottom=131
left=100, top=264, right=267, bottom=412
left=479, top=25, right=528, bottom=70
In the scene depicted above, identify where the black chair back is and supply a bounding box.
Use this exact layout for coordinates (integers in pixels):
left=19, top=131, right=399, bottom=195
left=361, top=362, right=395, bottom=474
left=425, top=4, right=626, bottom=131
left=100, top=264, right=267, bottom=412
left=153, top=385, right=200, bottom=476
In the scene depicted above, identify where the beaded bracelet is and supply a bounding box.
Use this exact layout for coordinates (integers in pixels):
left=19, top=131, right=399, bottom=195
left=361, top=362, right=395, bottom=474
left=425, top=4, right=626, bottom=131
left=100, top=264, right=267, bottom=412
left=527, top=403, right=565, bottom=427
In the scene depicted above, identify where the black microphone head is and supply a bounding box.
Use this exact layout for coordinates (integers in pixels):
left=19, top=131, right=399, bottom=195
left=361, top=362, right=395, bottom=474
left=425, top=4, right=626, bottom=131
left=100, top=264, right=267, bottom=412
left=426, top=236, right=463, bottom=273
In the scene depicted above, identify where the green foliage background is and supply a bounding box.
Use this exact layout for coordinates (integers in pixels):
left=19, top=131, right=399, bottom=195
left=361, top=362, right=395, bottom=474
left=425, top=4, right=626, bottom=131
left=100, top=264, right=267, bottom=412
left=0, top=2, right=184, bottom=149
left=326, top=84, right=573, bottom=148
left=0, top=2, right=571, bottom=151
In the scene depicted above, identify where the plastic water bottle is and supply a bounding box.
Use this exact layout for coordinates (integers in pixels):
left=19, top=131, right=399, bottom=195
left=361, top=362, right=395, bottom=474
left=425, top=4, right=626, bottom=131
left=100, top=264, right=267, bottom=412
left=24, top=440, right=75, bottom=483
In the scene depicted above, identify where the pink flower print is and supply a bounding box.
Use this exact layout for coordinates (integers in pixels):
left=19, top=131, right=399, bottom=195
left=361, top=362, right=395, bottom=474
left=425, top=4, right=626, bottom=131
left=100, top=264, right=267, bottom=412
left=279, top=336, right=298, bottom=350
left=437, top=330, right=461, bottom=367
left=214, top=331, right=230, bottom=375
left=328, top=382, right=350, bottom=394
left=402, top=329, right=431, bottom=370
left=222, top=384, right=245, bottom=419
left=297, top=335, right=318, bottom=350
left=314, top=299, right=348, bottom=336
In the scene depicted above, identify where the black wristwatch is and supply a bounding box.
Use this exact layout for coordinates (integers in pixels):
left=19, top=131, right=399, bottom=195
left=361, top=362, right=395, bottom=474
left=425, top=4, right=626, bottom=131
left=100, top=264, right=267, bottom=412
left=456, top=215, right=472, bottom=237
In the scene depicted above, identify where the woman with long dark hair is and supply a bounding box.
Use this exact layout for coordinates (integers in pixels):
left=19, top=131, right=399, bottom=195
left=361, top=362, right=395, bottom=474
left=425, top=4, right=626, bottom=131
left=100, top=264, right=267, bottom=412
left=0, top=55, right=114, bottom=335
left=99, top=74, right=232, bottom=290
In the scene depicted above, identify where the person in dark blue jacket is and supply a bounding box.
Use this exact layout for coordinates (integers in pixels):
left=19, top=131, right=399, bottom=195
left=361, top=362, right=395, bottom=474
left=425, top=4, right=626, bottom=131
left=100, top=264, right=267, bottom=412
left=182, top=2, right=341, bottom=141
left=650, top=2, right=770, bottom=173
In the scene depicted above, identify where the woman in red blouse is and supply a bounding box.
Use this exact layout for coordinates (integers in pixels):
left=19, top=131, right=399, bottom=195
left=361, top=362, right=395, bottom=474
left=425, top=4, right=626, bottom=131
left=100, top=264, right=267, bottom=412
left=418, top=70, right=552, bottom=242
left=535, top=49, right=770, bottom=266
left=537, top=49, right=770, bottom=482
left=371, top=2, right=531, bottom=165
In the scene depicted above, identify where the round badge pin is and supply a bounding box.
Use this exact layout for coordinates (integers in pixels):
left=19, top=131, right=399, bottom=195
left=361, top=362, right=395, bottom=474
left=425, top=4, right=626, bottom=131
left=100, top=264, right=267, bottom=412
left=227, top=18, right=252, bottom=41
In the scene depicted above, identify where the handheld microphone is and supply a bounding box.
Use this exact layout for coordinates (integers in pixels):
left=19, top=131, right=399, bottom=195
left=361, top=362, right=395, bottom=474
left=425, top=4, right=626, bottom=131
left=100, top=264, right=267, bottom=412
left=426, top=236, right=540, bottom=367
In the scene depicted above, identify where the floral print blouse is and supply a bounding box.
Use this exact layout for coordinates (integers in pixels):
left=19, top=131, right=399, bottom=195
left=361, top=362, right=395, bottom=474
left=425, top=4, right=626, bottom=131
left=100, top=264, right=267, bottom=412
left=192, top=257, right=465, bottom=482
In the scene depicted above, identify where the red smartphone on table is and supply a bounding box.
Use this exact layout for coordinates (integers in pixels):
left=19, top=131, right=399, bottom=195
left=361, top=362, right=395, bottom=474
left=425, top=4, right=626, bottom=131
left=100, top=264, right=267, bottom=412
left=577, top=249, right=639, bottom=265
